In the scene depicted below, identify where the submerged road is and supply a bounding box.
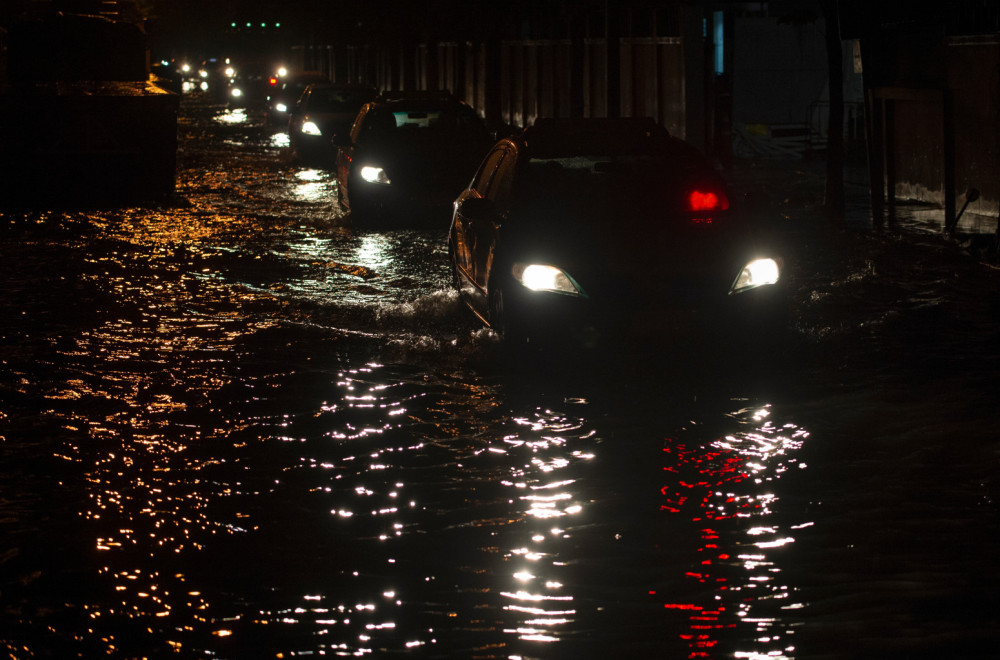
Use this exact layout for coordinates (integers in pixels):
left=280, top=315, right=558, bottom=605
left=1, top=98, right=999, bottom=658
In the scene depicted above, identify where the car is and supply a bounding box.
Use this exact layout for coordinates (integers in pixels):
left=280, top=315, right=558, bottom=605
left=447, top=117, right=787, bottom=352
left=334, top=91, right=493, bottom=222
left=265, top=70, right=330, bottom=126
left=289, top=82, right=377, bottom=165
left=225, top=61, right=270, bottom=108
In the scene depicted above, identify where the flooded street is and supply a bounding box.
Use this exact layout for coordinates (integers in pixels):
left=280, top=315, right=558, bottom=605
left=2, top=98, right=999, bottom=659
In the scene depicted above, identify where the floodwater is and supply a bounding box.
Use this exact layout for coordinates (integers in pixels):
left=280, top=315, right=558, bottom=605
left=2, top=99, right=999, bottom=659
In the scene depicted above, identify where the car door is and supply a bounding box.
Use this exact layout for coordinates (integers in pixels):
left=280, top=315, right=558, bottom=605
left=335, top=105, right=369, bottom=206
left=469, top=145, right=517, bottom=292
left=453, top=145, right=505, bottom=287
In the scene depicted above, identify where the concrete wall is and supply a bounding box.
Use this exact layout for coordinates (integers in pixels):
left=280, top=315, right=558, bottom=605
left=875, top=35, right=1000, bottom=233
left=732, top=17, right=829, bottom=128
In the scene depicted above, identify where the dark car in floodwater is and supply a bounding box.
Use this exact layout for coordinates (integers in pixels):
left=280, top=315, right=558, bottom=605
left=447, top=117, right=787, bottom=351
left=334, top=92, right=493, bottom=222
left=265, top=70, right=330, bottom=126
left=289, top=82, right=377, bottom=165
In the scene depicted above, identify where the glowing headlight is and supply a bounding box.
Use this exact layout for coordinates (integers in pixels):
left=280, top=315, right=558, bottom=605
left=224, top=66, right=236, bottom=78
left=731, top=258, right=780, bottom=293
left=301, top=120, right=322, bottom=136
left=360, top=166, right=391, bottom=185
left=512, top=263, right=585, bottom=296
left=275, top=102, right=288, bottom=113
left=230, top=87, right=242, bottom=98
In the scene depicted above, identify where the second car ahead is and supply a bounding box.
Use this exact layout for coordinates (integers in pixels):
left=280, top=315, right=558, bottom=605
left=289, top=82, right=378, bottom=165
left=266, top=70, right=330, bottom=126
left=448, top=117, right=787, bottom=353
left=334, top=92, right=493, bottom=223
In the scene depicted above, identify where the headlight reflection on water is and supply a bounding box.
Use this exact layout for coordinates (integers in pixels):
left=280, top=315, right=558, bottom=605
left=491, top=408, right=596, bottom=644
left=214, top=108, right=248, bottom=125
left=293, top=168, right=333, bottom=202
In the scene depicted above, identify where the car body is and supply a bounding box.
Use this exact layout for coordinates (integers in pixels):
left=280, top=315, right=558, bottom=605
left=289, top=82, right=377, bottom=165
left=334, top=91, right=493, bottom=221
left=447, top=117, right=787, bottom=352
left=265, top=70, right=330, bottom=126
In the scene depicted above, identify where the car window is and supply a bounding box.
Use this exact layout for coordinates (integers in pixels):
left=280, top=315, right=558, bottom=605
left=471, top=148, right=505, bottom=197
left=312, top=88, right=376, bottom=113
left=484, top=148, right=516, bottom=205
left=350, top=106, right=374, bottom=143
left=356, top=104, right=489, bottom=145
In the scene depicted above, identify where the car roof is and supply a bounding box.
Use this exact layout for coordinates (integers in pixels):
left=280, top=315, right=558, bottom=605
left=306, top=81, right=378, bottom=92
left=375, top=90, right=457, bottom=103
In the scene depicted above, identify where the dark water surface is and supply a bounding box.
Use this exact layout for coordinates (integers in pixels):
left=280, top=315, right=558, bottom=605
left=2, top=100, right=999, bottom=658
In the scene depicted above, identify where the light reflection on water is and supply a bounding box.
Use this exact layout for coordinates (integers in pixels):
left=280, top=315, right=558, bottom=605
left=658, top=406, right=809, bottom=658
left=62, top=325, right=811, bottom=657
left=4, top=98, right=999, bottom=658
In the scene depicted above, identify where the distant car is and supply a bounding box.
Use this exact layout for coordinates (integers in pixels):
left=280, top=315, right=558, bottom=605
left=447, top=117, right=787, bottom=350
left=289, top=82, right=377, bottom=165
left=334, top=91, right=493, bottom=221
left=266, top=70, right=330, bottom=126
left=226, top=63, right=269, bottom=108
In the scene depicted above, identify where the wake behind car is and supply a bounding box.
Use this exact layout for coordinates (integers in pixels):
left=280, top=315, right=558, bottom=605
left=448, top=117, right=787, bottom=353
left=289, top=82, right=377, bottom=165
left=334, top=91, right=493, bottom=222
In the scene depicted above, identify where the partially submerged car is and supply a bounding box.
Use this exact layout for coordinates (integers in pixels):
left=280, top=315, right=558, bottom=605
left=334, top=91, right=493, bottom=221
left=447, top=117, right=786, bottom=352
left=289, top=82, right=377, bottom=165
left=266, top=70, right=330, bottom=126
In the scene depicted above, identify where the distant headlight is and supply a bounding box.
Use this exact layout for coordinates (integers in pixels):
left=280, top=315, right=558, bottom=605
left=730, top=258, right=780, bottom=294
left=275, top=102, right=288, bottom=113
left=301, top=120, right=322, bottom=136
left=360, top=166, right=391, bottom=185
left=230, top=87, right=242, bottom=98
left=512, top=263, right=586, bottom=297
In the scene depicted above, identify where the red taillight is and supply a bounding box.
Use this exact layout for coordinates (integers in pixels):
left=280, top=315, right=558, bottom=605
left=687, top=189, right=729, bottom=212
left=269, top=76, right=279, bottom=86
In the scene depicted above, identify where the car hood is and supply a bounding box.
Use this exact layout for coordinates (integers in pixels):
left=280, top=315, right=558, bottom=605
left=357, top=137, right=490, bottom=187
left=498, top=187, right=769, bottom=305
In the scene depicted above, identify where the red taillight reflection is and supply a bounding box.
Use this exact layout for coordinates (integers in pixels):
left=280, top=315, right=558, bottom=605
left=688, top=190, right=729, bottom=212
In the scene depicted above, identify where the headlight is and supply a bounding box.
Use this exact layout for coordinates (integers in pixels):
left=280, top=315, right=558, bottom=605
left=512, top=263, right=586, bottom=297
left=301, top=120, right=322, bottom=136
left=360, top=166, right=391, bottom=185
left=730, top=258, right=780, bottom=294
left=275, top=102, right=288, bottom=113
left=230, top=87, right=242, bottom=98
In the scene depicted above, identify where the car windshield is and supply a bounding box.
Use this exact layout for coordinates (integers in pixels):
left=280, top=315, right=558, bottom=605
left=360, top=106, right=488, bottom=144
left=310, top=88, right=375, bottom=113
left=523, top=154, right=673, bottom=192
left=516, top=153, right=703, bottom=219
